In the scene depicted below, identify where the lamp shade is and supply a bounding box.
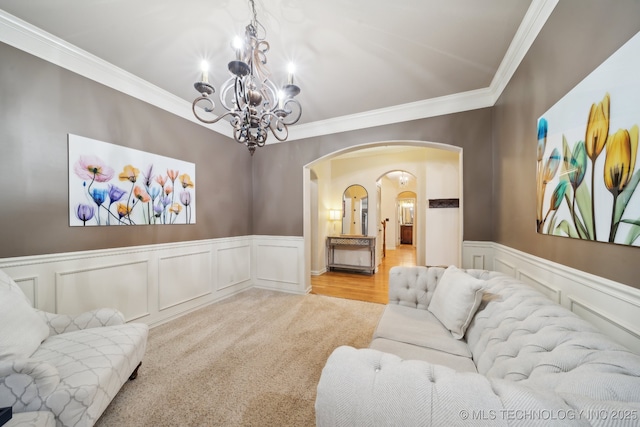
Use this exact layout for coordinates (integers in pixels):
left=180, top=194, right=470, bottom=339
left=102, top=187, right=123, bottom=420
left=329, top=210, right=341, bottom=221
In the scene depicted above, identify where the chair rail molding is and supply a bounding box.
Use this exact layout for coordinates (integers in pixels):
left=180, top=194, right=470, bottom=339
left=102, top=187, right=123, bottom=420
left=0, top=235, right=306, bottom=328
left=463, top=240, right=640, bottom=354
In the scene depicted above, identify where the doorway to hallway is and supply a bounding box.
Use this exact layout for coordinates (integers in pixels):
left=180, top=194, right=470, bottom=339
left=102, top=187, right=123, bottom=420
left=310, top=245, right=416, bottom=304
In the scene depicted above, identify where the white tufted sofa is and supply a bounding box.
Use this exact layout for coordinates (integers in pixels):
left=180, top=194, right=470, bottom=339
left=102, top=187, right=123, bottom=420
left=0, top=269, right=148, bottom=427
left=316, top=266, right=640, bottom=426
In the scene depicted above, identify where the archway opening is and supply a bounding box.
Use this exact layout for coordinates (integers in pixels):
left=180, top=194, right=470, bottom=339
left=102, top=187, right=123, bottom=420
left=302, top=141, right=463, bottom=299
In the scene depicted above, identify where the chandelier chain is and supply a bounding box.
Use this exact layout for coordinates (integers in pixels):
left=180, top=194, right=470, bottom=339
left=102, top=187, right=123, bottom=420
left=249, top=0, right=258, bottom=28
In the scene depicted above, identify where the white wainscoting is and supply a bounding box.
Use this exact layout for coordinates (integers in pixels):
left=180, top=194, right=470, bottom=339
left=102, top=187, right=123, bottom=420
left=463, top=241, right=640, bottom=354
left=7, top=236, right=637, bottom=351
left=0, top=235, right=307, bottom=328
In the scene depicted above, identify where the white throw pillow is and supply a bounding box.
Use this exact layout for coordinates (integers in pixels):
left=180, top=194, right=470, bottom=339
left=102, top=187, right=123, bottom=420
left=0, top=270, right=50, bottom=360
left=428, top=265, right=485, bottom=339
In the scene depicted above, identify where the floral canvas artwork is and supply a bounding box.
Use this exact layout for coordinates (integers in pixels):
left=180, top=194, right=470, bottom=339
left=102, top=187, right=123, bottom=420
left=69, top=134, right=196, bottom=226
left=536, top=31, right=640, bottom=246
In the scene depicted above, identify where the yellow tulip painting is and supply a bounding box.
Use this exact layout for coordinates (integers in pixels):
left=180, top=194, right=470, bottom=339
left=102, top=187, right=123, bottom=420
left=69, top=134, right=196, bottom=226
left=536, top=32, right=640, bottom=246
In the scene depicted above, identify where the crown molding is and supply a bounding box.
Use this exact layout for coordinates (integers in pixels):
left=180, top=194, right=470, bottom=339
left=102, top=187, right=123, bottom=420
left=285, top=87, right=495, bottom=142
left=488, top=0, right=559, bottom=103
left=0, top=1, right=557, bottom=143
left=0, top=10, right=233, bottom=139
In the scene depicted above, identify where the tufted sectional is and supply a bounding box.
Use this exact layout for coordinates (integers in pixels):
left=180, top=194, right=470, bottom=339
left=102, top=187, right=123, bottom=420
left=316, top=266, right=640, bottom=426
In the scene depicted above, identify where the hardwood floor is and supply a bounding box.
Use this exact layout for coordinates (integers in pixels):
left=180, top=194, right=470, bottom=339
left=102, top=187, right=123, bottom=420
left=311, top=245, right=416, bottom=304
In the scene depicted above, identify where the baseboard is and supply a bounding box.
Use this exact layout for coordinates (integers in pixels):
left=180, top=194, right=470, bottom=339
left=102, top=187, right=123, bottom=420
left=463, top=241, right=640, bottom=354
left=311, top=268, right=327, bottom=276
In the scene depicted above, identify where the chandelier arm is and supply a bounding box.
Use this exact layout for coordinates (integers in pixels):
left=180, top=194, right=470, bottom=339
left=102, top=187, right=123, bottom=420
left=235, top=76, right=249, bottom=109
left=192, top=98, right=239, bottom=125
left=255, top=127, right=267, bottom=147
left=260, top=112, right=289, bottom=142
left=218, top=77, right=241, bottom=112
left=278, top=98, right=303, bottom=125
left=233, top=126, right=247, bottom=144
left=260, top=81, right=279, bottom=111
left=263, top=78, right=278, bottom=94
left=269, top=122, right=289, bottom=142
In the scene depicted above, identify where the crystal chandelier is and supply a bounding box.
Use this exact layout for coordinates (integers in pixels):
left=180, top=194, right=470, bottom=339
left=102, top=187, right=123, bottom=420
left=192, top=0, right=302, bottom=155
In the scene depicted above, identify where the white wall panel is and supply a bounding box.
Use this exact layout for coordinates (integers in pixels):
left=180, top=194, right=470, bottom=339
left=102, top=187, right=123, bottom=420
left=14, top=275, right=38, bottom=307
left=56, top=261, right=149, bottom=321
left=494, top=257, right=516, bottom=276
left=254, top=236, right=306, bottom=294
left=471, top=255, right=485, bottom=270
left=518, top=269, right=561, bottom=304
left=569, top=296, right=640, bottom=354
left=425, top=208, right=459, bottom=266
left=158, top=251, right=210, bottom=311
left=257, top=245, right=298, bottom=283
left=462, top=241, right=494, bottom=270
left=216, top=245, right=251, bottom=290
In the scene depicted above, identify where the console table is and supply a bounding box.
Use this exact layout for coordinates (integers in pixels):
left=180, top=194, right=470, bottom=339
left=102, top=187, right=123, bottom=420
left=326, top=236, right=376, bottom=274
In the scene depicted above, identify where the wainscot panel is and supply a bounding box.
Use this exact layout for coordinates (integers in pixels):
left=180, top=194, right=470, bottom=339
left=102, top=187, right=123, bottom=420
left=158, top=251, right=211, bottom=312
left=463, top=241, right=640, bottom=354
left=216, top=243, right=252, bottom=291
left=14, top=275, right=38, bottom=307
left=56, top=260, right=149, bottom=321
left=253, top=236, right=308, bottom=294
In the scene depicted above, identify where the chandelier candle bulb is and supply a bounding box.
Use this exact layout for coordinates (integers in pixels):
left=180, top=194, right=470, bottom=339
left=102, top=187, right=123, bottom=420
left=200, top=60, right=209, bottom=83
left=233, top=36, right=243, bottom=61
left=287, top=63, right=295, bottom=85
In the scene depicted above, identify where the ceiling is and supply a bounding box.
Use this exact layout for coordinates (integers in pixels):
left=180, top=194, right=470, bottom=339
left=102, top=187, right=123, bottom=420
left=0, top=0, right=553, bottom=141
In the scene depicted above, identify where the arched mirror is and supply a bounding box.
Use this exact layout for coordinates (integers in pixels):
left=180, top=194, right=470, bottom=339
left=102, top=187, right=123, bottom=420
left=342, top=185, right=368, bottom=235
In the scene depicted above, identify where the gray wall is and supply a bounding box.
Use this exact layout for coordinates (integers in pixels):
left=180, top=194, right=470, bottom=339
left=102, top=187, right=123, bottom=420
left=3, top=0, right=639, bottom=289
left=0, top=43, right=252, bottom=258
left=493, top=0, right=640, bottom=288
left=252, top=108, right=494, bottom=240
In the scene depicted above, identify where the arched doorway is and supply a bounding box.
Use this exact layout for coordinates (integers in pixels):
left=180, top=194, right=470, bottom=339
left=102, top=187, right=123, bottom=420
left=302, top=140, right=463, bottom=292
left=397, top=191, right=417, bottom=246
left=377, top=170, right=417, bottom=249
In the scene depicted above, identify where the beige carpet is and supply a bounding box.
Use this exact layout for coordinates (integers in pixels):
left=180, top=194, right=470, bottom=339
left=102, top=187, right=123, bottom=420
left=95, top=288, right=384, bottom=427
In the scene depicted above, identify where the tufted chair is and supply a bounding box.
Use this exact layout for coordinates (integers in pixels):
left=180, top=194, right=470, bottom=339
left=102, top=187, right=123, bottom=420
left=0, top=269, right=148, bottom=427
